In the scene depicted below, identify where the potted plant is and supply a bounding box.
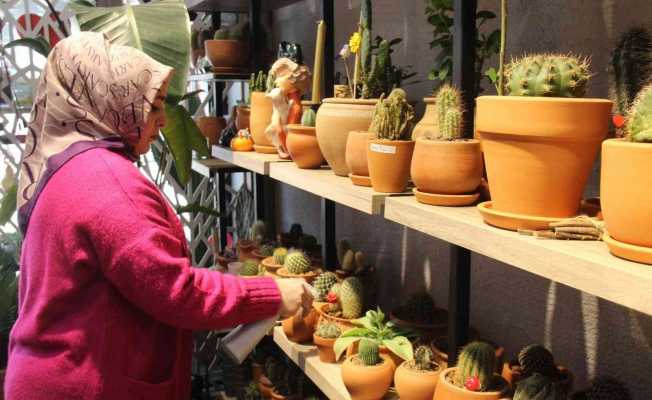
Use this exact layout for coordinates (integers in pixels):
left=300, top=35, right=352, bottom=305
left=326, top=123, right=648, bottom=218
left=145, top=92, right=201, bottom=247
left=345, top=130, right=374, bottom=186
left=312, top=271, right=338, bottom=308
left=476, top=53, right=611, bottom=231
left=367, top=88, right=416, bottom=193
left=281, top=306, right=319, bottom=344
left=0, top=265, right=18, bottom=399
left=411, top=85, right=483, bottom=206
left=271, top=366, right=304, bottom=400
left=341, top=339, right=394, bottom=400
left=313, top=321, right=341, bottom=363
left=395, top=345, right=442, bottom=400
left=316, top=277, right=364, bottom=331
left=204, top=20, right=249, bottom=72
left=276, top=251, right=319, bottom=284
left=262, top=247, right=287, bottom=275
left=334, top=240, right=372, bottom=279
left=433, top=341, right=509, bottom=400
left=196, top=114, right=227, bottom=148
left=286, top=108, right=325, bottom=169
left=430, top=336, right=502, bottom=370
left=252, top=243, right=275, bottom=262
left=513, top=373, right=565, bottom=400
left=390, top=290, right=448, bottom=339
left=239, top=259, right=264, bottom=278
left=502, top=344, right=574, bottom=395
left=250, top=71, right=278, bottom=153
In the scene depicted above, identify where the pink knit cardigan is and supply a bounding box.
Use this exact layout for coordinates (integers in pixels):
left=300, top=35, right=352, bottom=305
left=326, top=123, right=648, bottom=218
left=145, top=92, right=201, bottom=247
left=4, top=148, right=281, bottom=400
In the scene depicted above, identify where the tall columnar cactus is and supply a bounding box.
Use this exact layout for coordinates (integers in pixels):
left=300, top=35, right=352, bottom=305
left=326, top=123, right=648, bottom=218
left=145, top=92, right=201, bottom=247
left=248, top=220, right=266, bottom=244
left=506, top=54, right=591, bottom=98
left=611, top=27, right=652, bottom=115
left=359, top=0, right=372, bottom=77
left=316, top=322, right=341, bottom=339
left=454, top=341, right=497, bottom=392
left=314, top=272, right=338, bottom=301
left=518, top=345, right=557, bottom=378
left=413, top=345, right=437, bottom=371
left=581, top=377, right=631, bottom=400
left=625, top=84, right=652, bottom=142
left=514, top=374, right=564, bottom=400
left=363, top=39, right=393, bottom=99
left=250, top=71, right=268, bottom=93
left=434, top=85, right=464, bottom=140
left=301, top=108, right=316, bottom=127
left=273, top=247, right=288, bottom=265
left=358, top=338, right=381, bottom=366
left=284, top=251, right=312, bottom=274
left=340, top=277, right=364, bottom=319
left=369, top=88, right=415, bottom=140
left=240, top=259, right=260, bottom=276
left=337, top=240, right=352, bottom=266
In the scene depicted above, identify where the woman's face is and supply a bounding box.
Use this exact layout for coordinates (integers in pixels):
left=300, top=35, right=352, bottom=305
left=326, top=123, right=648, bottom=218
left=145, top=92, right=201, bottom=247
left=132, top=80, right=169, bottom=156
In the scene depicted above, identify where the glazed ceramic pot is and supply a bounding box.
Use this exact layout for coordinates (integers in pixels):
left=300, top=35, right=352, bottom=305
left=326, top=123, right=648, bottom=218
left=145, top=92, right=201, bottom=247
left=195, top=116, right=226, bottom=147
left=316, top=98, right=377, bottom=176
left=367, top=139, right=415, bottom=193
left=250, top=92, right=276, bottom=153
left=501, top=361, right=574, bottom=394
left=433, top=368, right=508, bottom=400
left=341, top=356, right=394, bottom=400
left=601, top=139, right=652, bottom=264
left=476, top=96, right=611, bottom=221
left=204, top=39, right=249, bottom=69
left=313, top=333, right=337, bottom=363
left=412, top=97, right=437, bottom=140
left=281, top=308, right=318, bottom=343
left=394, top=361, right=441, bottom=400
left=316, top=304, right=356, bottom=332
left=345, top=131, right=373, bottom=186
left=236, top=105, right=250, bottom=131
left=286, top=125, right=325, bottom=169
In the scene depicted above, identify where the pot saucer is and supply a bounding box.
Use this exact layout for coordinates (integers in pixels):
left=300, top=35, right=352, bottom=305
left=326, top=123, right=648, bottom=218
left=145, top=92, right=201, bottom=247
left=477, top=201, right=563, bottom=231
left=349, top=173, right=371, bottom=187
left=602, top=231, right=652, bottom=265
left=253, top=144, right=278, bottom=154
left=413, top=188, right=479, bottom=207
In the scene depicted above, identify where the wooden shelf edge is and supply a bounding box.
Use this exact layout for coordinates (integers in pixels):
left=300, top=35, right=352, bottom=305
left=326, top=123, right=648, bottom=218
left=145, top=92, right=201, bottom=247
left=211, top=145, right=290, bottom=175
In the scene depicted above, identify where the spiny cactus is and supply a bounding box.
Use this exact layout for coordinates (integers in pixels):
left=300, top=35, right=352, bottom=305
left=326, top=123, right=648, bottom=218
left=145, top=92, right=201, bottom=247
left=341, top=249, right=356, bottom=272
left=363, top=39, right=393, bottom=99
left=399, top=291, right=437, bottom=324
left=316, top=322, right=341, bottom=339
left=337, top=240, right=352, bottom=266
left=250, top=71, right=268, bottom=93
left=432, top=84, right=464, bottom=140
left=611, top=27, right=652, bottom=115
left=214, top=28, right=230, bottom=40
left=625, top=83, right=652, bottom=142
left=506, top=54, right=591, bottom=98
left=359, top=0, right=372, bottom=77
left=411, top=345, right=438, bottom=371
left=518, top=345, right=557, bottom=379
left=240, top=260, right=261, bottom=276
left=454, top=341, right=497, bottom=392
left=514, top=374, right=565, bottom=400
left=301, top=108, right=316, bottom=127
left=314, top=272, right=338, bottom=301
left=273, top=247, right=288, bottom=265
left=260, top=244, right=274, bottom=257
left=284, top=251, right=312, bottom=274
left=369, top=88, right=415, bottom=140
left=340, top=277, right=364, bottom=319
left=248, top=220, right=266, bottom=244
left=358, top=338, right=381, bottom=366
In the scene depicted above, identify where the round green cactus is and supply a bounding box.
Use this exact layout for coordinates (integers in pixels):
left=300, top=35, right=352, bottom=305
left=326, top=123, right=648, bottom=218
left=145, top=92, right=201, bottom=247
left=284, top=251, right=312, bottom=274
left=316, top=322, right=341, bottom=339
left=514, top=374, right=564, bottom=400
left=314, top=272, right=338, bottom=301
left=625, top=83, right=652, bottom=142
left=454, top=341, right=497, bottom=392
left=358, top=338, right=381, bottom=366
left=260, top=244, right=274, bottom=257
left=240, top=260, right=260, bottom=276
left=301, top=108, right=317, bottom=127
left=340, top=277, right=364, bottom=319
left=506, top=54, right=591, bottom=98
left=399, top=291, right=437, bottom=324
left=518, top=344, right=557, bottom=379
left=273, top=247, right=288, bottom=265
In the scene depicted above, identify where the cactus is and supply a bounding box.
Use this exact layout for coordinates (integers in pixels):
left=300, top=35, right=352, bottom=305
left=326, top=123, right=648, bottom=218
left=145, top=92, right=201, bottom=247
left=358, top=338, right=381, bottom=366
left=625, top=84, right=652, bottom=142
left=230, top=21, right=249, bottom=41
left=214, top=28, right=230, bottom=40
left=514, top=374, right=565, bottom=400
left=260, top=244, right=274, bottom=257
left=314, top=272, right=338, bottom=301
left=369, top=88, right=415, bottom=140
left=362, top=39, right=393, bottom=99
left=273, top=247, right=288, bottom=265
left=399, top=291, right=437, bottom=324
left=337, top=240, right=352, bottom=266
left=327, top=282, right=343, bottom=314
left=284, top=251, right=312, bottom=274
left=240, top=259, right=261, bottom=276
left=301, top=108, right=316, bottom=127
left=454, top=341, right=497, bottom=392
left=248, top=220, right=266, bottom=244
left=250, top=71, right=268, bottom=93
left=506, top=54, right=591, bottom=98
left=341, top=249, right=356, bottom=272
left=359, top=0, right=372, bottom=76
left=340, top=277, right=364, bottom=319
left=316, top=322, right=341, bottom=339
left=432, top=84, right=464, bottom=140
left=412, top=345, right=438, bottom=371
left=578, top=377, right=631, bottom=400
left=518, top=344, right=557, bottom=379
left=611, top=27, right=652, bottom=115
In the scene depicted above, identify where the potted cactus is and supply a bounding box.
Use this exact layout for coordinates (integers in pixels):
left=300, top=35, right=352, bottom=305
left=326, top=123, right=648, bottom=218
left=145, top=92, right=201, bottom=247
left=433, top=341, right=509, bottom=400
left=281, top=306, right=319, bottom=344
left=341, top=339, right=394, bottom=400
left=394, top=345, right=442, bottom=400
left=313, top=321, right=341, bottom=363
left=390, top=290, right=448, bottom=339
left=252, top=243, right=275, bottom=262
left=334, top=240, right=372, bottom=279
left=286, top=107, right=325, bottom=169
left=205, top=20, right=249, bottom=72
left=276, top=251, right=319, bottom=284
left=261, top=247, right=287, bottom=274
left=312, top=271, right=338, bottom=309
left=367, top=88, right=416, bottom=193
left=239, top=259, right=264, bottom=278
left=601, top=84, right=652, bottom=264
left=411, top=85, right=483, bottom=206
left=250, top=71, right=278, bottom=153
left=317, top=277, right=364, bottom=331
left=513, top=374, right=565, bottom=400
left=502, top=344, right=574, bottom=395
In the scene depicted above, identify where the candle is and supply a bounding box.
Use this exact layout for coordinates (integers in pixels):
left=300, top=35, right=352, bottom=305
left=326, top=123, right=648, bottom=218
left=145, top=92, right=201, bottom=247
left=312, top=20, right=325, bottom=103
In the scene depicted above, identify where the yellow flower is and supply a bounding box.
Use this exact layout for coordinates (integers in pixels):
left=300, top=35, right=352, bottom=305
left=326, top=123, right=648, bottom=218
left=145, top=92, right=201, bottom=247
left=349, top=32, right=361, bottom=54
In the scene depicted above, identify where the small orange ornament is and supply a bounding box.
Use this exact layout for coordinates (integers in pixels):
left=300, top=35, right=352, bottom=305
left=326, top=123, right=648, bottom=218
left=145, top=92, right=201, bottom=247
left=230, top=129, right=254, bottom=152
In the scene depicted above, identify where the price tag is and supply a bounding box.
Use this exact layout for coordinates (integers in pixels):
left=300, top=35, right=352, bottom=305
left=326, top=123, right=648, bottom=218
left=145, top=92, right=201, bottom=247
left=369, top=143, right=396, bottom=154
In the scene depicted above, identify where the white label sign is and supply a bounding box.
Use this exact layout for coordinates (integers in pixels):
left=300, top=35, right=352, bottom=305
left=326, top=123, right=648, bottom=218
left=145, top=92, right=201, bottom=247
left=369, top=143, right=397, bottom=154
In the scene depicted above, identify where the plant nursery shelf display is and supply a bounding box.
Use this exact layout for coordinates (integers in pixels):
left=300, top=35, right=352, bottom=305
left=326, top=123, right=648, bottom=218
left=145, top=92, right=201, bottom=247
left=211, top=145, right=291, bottom=175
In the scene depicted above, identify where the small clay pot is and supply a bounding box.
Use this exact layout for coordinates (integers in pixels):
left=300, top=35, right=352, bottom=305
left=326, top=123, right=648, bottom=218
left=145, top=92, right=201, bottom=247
left=236, top=105, right=251, bottom=131
left=433, top=367, right=508, bottom=400
left=261, top=257, right=283, bottom=275
left=281, top=308, right=318, bottom=343
left=237, top=240, right=257, bottom=261
left=313, top=333, right=337, bottom=363
left=341, top=356, right=394, bottom=400
left=394, top=361, right=441, bottom=400
left=345, top=131, right=373, bottom=186
left=196, top=116, right=226, bottom=147
left=501, top=361, right=574, bottom=394
left=345, top=340, right=405, bottom=372
left=315, top=303, right=356, bottom=332
left=205, top=39, right=249, bottom=69
left=276, top=267, right=318, bottom=285
left=258, top=376, right=274, bottom=399
left=250, top=249, right=268, bottom=262
left=250, top=92, right=275, bottom=152
left=286, top=125, right=325, bottom=169
left=367, top=139, right=415, bottom=193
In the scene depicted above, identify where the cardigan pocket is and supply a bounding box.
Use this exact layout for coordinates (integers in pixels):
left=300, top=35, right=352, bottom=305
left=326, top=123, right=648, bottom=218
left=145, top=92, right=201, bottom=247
left=124, top=375, right=175, bottom=400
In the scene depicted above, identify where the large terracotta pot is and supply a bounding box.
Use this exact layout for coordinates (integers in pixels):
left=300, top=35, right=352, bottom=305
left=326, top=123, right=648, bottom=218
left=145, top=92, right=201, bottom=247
left=205, top=39, right=249, bottom=69
left=433, top=368, right=507, bottom=400
left=286, top=125, right=324, bottom=169
left=316, top=98, right=377, bottom=176
left=367, top=139, right=415, bottom=193
left=196, top=116, right=226, bottom=147
left=281, top=308, right=318, bottom=343
left=412, top=97, right=437, bottom=140
left=341, top=356, right=394, bottom=400
left=601, top=139, right=652, bottom=263
left=475, top=96, right=611, bottom=220
left=250, top=92, right=275, bottom=153
left=394, top=361, right=440, bottom=400
left=313, top=333, right=337, bottom=363
left=236, top=105, right=250, bottom=131
left=346, top=131, right=373, bottom=186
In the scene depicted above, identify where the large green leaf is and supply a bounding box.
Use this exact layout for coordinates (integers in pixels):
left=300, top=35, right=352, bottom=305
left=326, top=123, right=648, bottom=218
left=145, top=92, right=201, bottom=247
left=5, top=37, right=51, bottom=57
left=161, top=104, right=208, bottom=184
left=70, top=0, right=191, bottom=99
left=0, top=183, right=17, bottom=226
left=333, top=336, right=361, bottom=361
left=382, top=336, right=413, bottom=361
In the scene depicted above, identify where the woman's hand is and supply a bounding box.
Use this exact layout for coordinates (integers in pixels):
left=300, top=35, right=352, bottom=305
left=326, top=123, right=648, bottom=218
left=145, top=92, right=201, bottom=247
left=276, top=278, right=314, bottom=319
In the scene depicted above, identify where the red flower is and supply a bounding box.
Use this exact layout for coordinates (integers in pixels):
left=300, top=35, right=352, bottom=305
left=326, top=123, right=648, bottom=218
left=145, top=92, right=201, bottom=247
left=326, top=292, right=338, bottom=304
left=465, top=376, right=481, bottom=392
left=613, top=114, right=626, bottom=128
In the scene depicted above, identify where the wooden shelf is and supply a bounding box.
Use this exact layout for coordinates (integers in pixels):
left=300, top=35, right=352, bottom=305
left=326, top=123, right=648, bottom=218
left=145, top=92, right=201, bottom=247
left=269, top=162, right=409, bottom=215
left=188, top=73, right=250, bottom=82
left=384, top=196, right=652, bottom=316
left=191, top=158, right=243, bottom=177
left=211, top=146, right=290, bottom=175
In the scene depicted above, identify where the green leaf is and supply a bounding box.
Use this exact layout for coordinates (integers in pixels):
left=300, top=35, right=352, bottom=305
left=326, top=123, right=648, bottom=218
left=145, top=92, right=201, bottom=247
left=166, top=89, right=203, bottom=106
left=485, top=67, right=499, bottom=83
left=70, top=0, right=191, bottom=100
left=5, top=37, right=51, bottom=57
left=160, top=104, right=208, bottom=185
left=382, top=336, right=413, bottom=361
left=340, top=327, right=372, bottom=338
left=333, top=336, right=360, bottom=361
left=0, top=183, right=17, bottom=226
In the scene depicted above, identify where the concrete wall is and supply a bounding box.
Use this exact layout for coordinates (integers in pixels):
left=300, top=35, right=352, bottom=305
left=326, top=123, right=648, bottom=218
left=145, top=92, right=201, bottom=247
left=271, top=1, right=652, bottom=398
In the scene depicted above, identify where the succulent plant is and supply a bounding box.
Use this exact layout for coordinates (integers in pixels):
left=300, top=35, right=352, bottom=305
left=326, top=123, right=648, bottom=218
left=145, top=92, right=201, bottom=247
left=514, top=374, right=565, bottom=400
left=398, top=290, right=437, bottom=324
left=340, top=277, right=364, bottom=319
left=327, top=283, right=342, bottom=314
left=611, top=27, right=652, bottom=115
left=314, top=272, right=338, bottom=301
left=573, top=377, right=631, bottom=400
left=454, top=341, right=497, bottom=392
left=214, top=28, right=230, bottom=40
left=273, top=247, right=288, bottom=265
left=250, top=71, right=268, bottom=93
left=369, top=88, right=415, bottom=140
left=240, top=259, right=261, bottom=276
left=248, top=220, right=266, bottom=244
left=431, top=84, right=464, bottom=140
left=259, top=244, right=274, bottom=257
left=625, top=83, right=652, bottom=142
left=362, top=39, right=392, bottom=99
left=506, top=54, right=591, bottom=98
left=518, top=344, right=557, bottom=379
left=284, top=251, right=312, bottom=274
left=411, top=345, right=438, bottom=371
left=316, top=322, right=341, bottom=339
left=301, top=108, right=316, bottom=127
left=358, top=338, right=381, bottom=366
left=229, top=21, right=249, bottom=41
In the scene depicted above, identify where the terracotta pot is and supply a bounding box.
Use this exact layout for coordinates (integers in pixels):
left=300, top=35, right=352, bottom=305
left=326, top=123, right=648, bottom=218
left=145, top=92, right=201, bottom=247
left=258, top=378, right=273, bottom=399
left=412, top=97, right=437, bottom=140
left=316, top=303, right=356, bottom=332
left=316, top=98, right=377, bottom=176
left=271, top=390, right=297, bottom=400
left=341, top=356, right=394, bottom=400
left=237, top=240, right=257, bottom=261
left=281, top=308, right=318, bottom=343
left=394, top=361, right=441, bottom=400
left=346, top=131, right=373, bottom=185
left=601, top=139, right=652, bottom=262
left=195, top=116, right=226, bottom=147
left=276, top=267, right=318, bottom=284
left=345, top=341, right=405, bottom=372
left=476, top=96, right=611, bottom=220
left=313, top=333, right=337, bottom=363
left=411, top=138, right=483, bottom=195
left=501, top=361, right=574, bottom=394
left=261, top=257, right=283, bottom=275
left=433, top=368, right=507, bottom=400
left=286, top=125, right=325, bottom=169
left=250, top=92, right=275, bottom=152
left=367, top=139, right=415, bottom=193
left=204, top=39, right=249, bottom=69
left=236, top=105, right=250, bottom=131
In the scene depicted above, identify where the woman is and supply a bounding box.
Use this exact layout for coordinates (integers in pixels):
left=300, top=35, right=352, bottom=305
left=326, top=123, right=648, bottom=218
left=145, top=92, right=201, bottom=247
left=5, top=32, right=312, bottom=399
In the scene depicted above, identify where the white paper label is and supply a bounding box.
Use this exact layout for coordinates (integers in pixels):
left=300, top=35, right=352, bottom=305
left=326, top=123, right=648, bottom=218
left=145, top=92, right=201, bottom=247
left=369, top=143, right=397, bottom=154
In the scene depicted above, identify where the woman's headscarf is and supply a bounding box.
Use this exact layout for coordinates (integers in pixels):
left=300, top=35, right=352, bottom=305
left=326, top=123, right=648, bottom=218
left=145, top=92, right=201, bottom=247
left=18, top=32, right=173, bottom=233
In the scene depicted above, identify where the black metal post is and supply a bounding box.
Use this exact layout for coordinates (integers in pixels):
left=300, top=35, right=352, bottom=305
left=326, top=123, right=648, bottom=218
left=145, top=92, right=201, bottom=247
left=447, top=245, right=471, bottom=366
left=322, top=0, right=335, bottom=98
left=249, top=0, right=262, bottom=73
left=254, top=173, right=265, bottom=222
left=452, top=0, right=477, bottom=138
left=254, top=173, right=276, bottom=239
left=218, top=172, right=228, bottom=251
left=320, top=198, right=336, bottom=269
